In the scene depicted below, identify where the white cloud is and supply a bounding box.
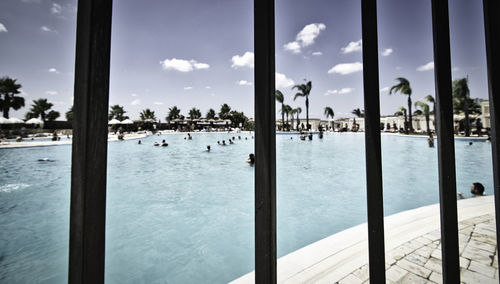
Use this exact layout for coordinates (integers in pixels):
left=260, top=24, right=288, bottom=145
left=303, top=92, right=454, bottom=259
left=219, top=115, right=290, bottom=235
left=284, top=41, right=301, bottom=54
left=154, top=102, right=164, bottom=105
left=417, top=61, right=434, bottom=71
left=284, top=23, right=326, bottom=54
left=323, top=90, right=338, bottom=96
left=396, top=66, right=402, bottom=70
left=323, top=88, right=353, bottom=96
left=231, top=51, right=254, bottom=69
left=237, top=80, right=252, bottom=86
left=452, top=67, right=460, bottom=72
left=45, top=90, right=58, bottom=95
left=51, top=3, right=62, bottom=14
left=160, top=58, right=210, bottom=72
left=381, top=48, right=393, bottom=56
left=184, top=86, right=193, bottom=90
left=0, top=23, right=7, bottom=33
left=48, top=68, right=59, bottom=74
left=41, top=26, right=53, bottom=32
left=380, top=86, right=389, bottom=93
left=131, top=93, right=138, bottom=97
left=328, top=62, right=363, bottom=75
left=275, top=72, right=295, bottom=89
left=341, top=40, right=362, bottom=54
left=193, top=62, right=209, bottom=70
left=338, top=87, right=354, bottom=94
left=205, top=86, right=211, bottom=89
left=312, top=51, right=323, bottom=56
left=130, top=99, right=141, bottom=106
left=297, top=23, right=326, bottom=47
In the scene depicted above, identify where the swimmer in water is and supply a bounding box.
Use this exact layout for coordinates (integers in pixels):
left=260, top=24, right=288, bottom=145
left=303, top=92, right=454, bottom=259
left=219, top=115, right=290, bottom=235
left=229, top=140, right=234, bottom=144
left=222, top=140, right=226, bottom=145
left=37, top=158, right=55, bottom=162
left=217, top=141, right=220, bottom=145
left=206, top=145, right=211, bottom=152
left=153, top=142, right=159, bottom=146
left=138, top=140, right=141, bottom=144
left=161, top=139, right=168, bottom=147
left=247, top=153, right=255, bottom=165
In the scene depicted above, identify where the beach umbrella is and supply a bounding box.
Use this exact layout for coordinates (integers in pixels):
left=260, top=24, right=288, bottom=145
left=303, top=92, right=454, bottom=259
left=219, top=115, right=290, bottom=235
left=108, top=118, right=121, bottom=125
left=8, top=117, right=24, bottom=124
left=0, top=117, right=12, bottom=124
left=120, top=119, right=134, bottom=124
left=25, top=118, right=44, bottom=125
left=143, top=118, right=155, bottom=123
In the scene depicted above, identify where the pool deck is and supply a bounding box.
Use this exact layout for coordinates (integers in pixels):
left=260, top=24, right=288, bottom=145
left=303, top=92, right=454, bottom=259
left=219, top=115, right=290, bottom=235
left=230, top=196, right=497, bottom=283
left=0, top=133, right=147, bottom=148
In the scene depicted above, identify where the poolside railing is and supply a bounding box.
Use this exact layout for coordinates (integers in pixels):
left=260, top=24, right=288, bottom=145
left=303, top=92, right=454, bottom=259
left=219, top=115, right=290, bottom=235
left=68, top=0, right=500, bottom=283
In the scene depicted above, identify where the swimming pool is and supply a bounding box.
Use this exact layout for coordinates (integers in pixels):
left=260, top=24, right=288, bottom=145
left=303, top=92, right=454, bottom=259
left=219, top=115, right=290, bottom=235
left=0, top=133, right=493, bottom=283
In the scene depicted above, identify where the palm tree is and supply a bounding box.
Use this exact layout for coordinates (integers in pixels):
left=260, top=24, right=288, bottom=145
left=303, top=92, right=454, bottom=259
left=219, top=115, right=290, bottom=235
left=293, top=80, right=312, bottom=130
left=283, top=104, right=292, bottom=130
left=389, top=77, right=413, bottom=133
left=66, top=105, right=74, bottom=123
left=423, top=95, right=435, bottom=127
left=0, top=76, right=25, bottom=119
left=47, top=110, right=60, bottom=121
left=351, top=108, right=364, bottom=118
left=25, top=98, right=54, bottom=122
left=452, top=78, right=471, bottom=136
left=275, top=90, right=285, bottom=130
left=219, top=104, right=231, bottom=119
left=166, top=106, right=181, bottom=121
left=415, top=101, right=431, bottom=135
left=139, top=108, right=157, bottom=121
left=395, top=106, right=408, bottom=133
left=324, top=106, right=334, bottom=120
left=188, top=107, right=202, bottom=120
left=206, top=108, right=216, bottom=119
left=108, top=105, right=129, bottom=121
left=290, top=108, right=296, bottom=130
left=294, top=107, right=302, bottom=131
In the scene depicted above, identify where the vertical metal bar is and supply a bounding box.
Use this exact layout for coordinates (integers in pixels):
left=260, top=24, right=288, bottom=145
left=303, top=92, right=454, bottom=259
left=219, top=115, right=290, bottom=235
left=483, top=1, right=500, bottom=281
left=254, top=0, right=277, bottom=282
left=69, top=0, right=113, bottom=283
left=430, top=0, right=460, bottom=282
left=361, top=0, right=386, bottom=282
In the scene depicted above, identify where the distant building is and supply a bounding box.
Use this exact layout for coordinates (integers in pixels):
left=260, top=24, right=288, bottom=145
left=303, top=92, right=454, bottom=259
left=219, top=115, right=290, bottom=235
left=480, top=100, right=490, bottom=128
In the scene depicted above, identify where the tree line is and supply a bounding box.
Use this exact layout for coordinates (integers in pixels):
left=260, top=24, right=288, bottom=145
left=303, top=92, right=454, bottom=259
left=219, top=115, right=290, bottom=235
left=0, top=75, right=483, bottom=135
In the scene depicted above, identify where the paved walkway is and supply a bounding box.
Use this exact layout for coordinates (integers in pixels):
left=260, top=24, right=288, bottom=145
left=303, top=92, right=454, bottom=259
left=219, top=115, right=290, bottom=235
left=231, top=196, right=498, bottom=283
left=339, top=214, right=497, bottom=283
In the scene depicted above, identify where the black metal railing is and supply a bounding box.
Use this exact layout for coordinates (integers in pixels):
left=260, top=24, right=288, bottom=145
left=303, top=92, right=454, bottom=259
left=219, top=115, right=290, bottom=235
left=68, top=0, right=499, bottom=283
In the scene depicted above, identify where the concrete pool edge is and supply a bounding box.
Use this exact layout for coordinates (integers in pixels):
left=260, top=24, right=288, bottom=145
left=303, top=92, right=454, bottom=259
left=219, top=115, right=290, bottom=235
left=229, top=195, right=495, bottom=283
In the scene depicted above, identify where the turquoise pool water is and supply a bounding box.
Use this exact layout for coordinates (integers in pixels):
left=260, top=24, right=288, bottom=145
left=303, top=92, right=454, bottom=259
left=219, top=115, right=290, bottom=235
left=0, top=133, right=493, bottom=283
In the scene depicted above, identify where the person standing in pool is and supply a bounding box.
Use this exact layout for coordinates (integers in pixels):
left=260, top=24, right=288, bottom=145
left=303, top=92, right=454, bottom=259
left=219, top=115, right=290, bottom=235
left=247, top=153, right=254, bottom=165
left=458, top=182, right=485, bottom=199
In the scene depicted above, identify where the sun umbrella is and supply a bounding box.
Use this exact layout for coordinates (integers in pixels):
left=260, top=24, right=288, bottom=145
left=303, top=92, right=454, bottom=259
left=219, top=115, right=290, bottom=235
left=25, top=118, right=44, bottom=125
left=8, top=117, right=24, bottom=124
left=120, top=119, right=134, bottom=124
left=108, top=118, right=121, bottom=125
left=143, top=118, right=155, bottom=123
left=0, top=117, right=12, bottom=124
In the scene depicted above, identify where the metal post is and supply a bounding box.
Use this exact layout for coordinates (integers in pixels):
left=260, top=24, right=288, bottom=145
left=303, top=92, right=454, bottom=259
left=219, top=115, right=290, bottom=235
left=361, top=0, right=386, bottom=282
left=69, top=0, right=113, bottom=283
left=483, top=1, right=500, bottom=282
left=254, top=0, right=277, bottom=282
left=430, top=0, right=460, bottom=282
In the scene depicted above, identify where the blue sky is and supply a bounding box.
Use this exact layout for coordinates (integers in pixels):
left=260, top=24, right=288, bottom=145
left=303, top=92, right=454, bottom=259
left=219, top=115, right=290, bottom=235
left=0, top=0, right=489, bottom=120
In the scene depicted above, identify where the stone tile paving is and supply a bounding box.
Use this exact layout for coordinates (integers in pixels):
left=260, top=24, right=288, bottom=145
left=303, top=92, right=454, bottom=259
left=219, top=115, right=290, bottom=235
left=337, top=214, right=498, bottom=283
